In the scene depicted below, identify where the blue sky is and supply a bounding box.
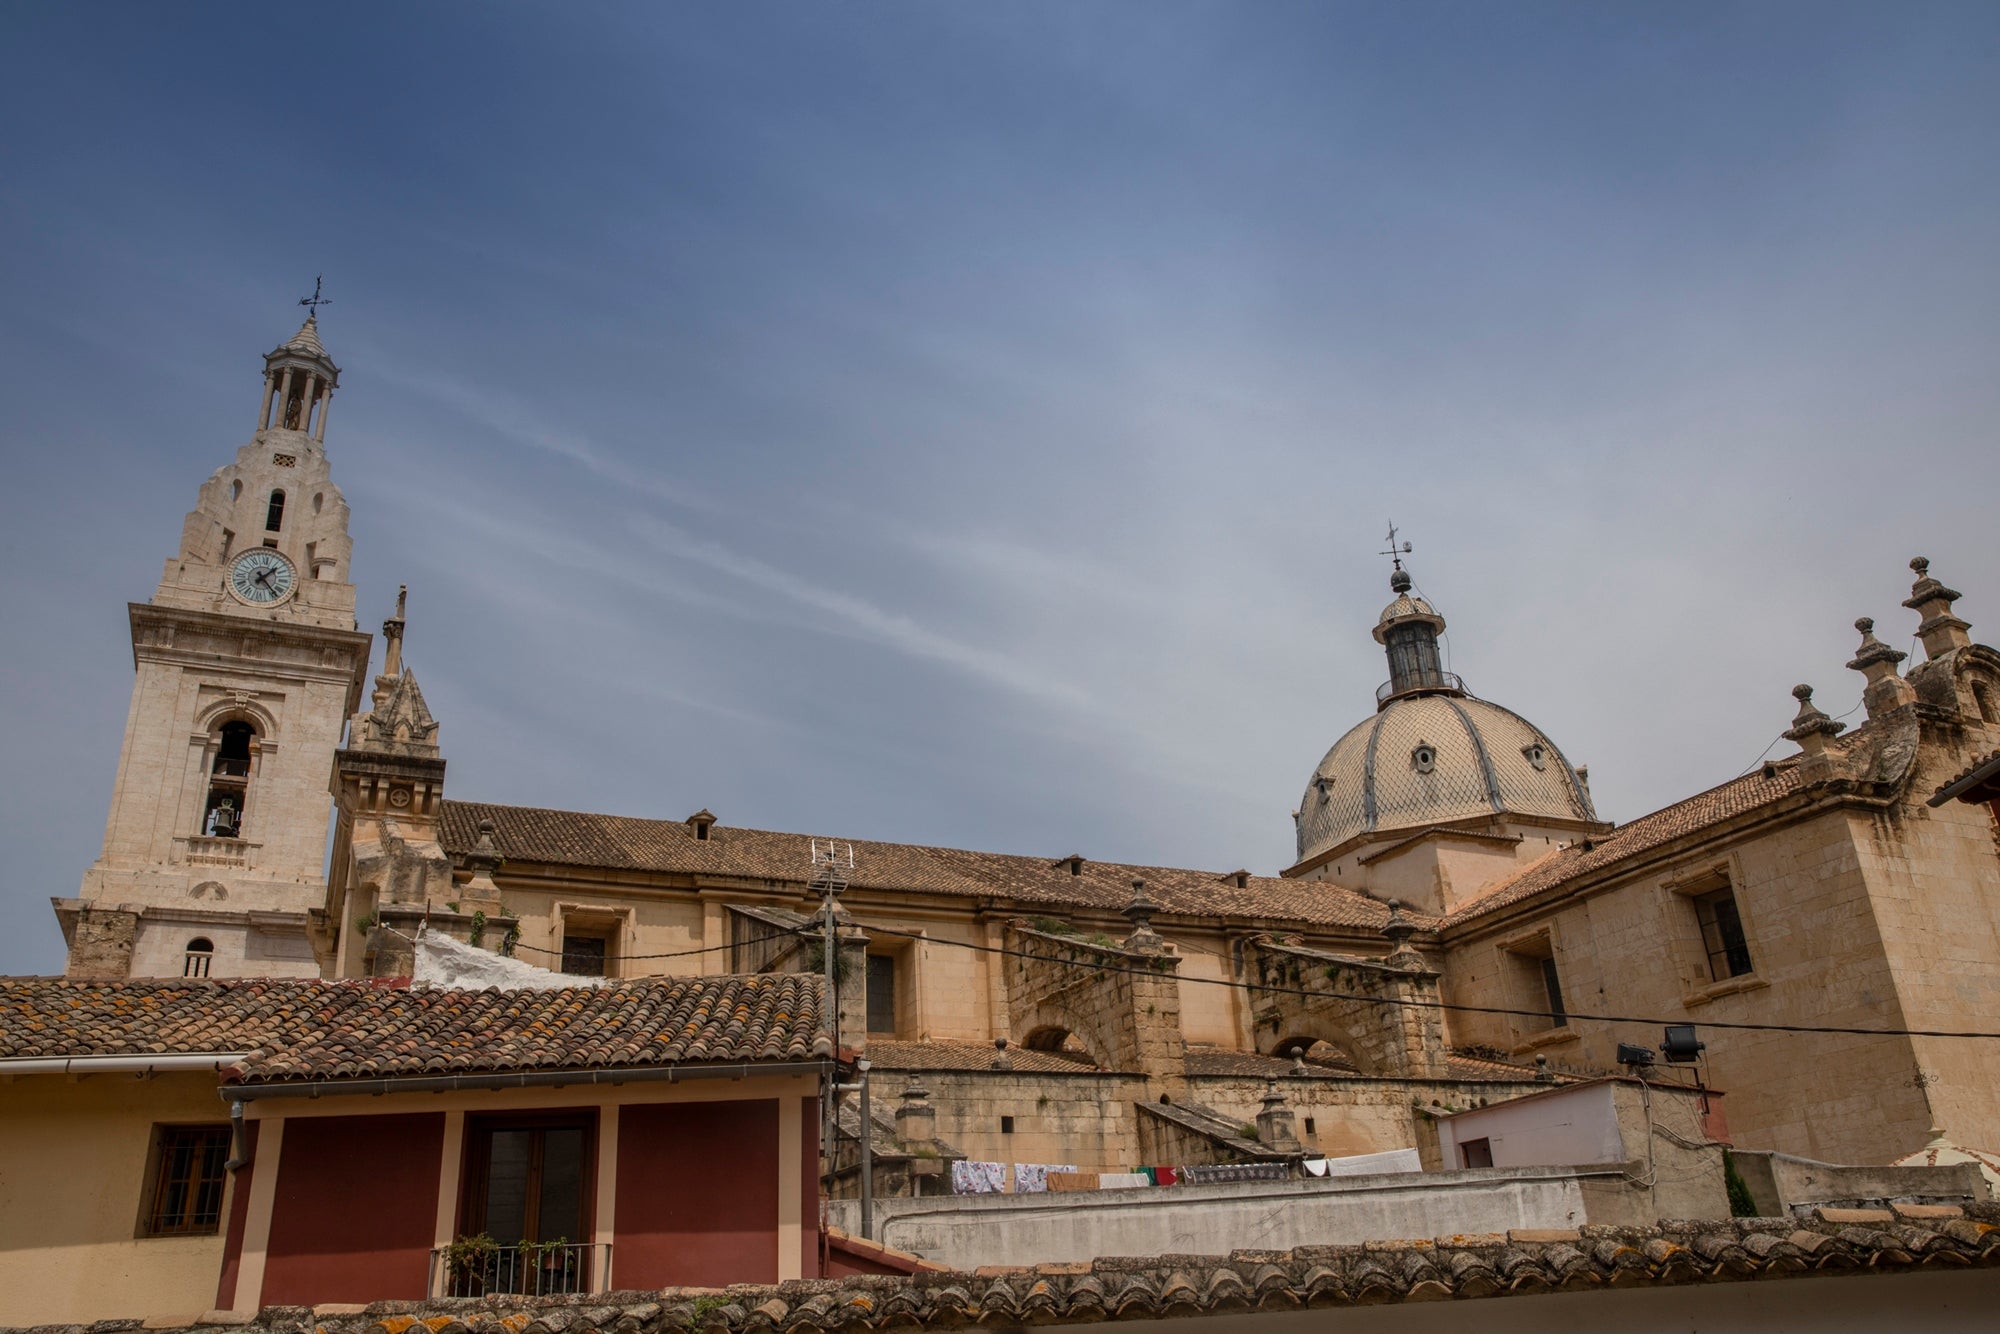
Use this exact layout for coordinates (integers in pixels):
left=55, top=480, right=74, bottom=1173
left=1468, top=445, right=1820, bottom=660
left=2, top=4, right=1997, bottom=973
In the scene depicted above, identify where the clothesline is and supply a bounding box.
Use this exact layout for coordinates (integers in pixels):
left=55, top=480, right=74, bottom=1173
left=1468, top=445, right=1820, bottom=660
left=948, top=1158, right=1370, bottom=1194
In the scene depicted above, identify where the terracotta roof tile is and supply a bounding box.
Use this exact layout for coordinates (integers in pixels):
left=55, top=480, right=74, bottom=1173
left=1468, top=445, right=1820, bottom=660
left=0, top=974, right=830, bottom=1081
left=440, top=802, right=1403, bottom=932
left=1440, top=757, right=1809, bottom=928
left=42, top=1209, right=1995, bottom=1331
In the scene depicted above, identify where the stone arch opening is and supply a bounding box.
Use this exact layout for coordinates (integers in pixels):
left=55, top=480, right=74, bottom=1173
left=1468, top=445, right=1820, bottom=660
left=1022, top=1025, right=1092, bottom=1058
left=1267, top=1034, right=1362, bottom=1071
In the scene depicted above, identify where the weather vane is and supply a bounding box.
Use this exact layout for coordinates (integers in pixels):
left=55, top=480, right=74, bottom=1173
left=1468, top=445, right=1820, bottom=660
left=1380, top=522, right=1413, bottom=572
left=298, top=275, right=332, bottom=318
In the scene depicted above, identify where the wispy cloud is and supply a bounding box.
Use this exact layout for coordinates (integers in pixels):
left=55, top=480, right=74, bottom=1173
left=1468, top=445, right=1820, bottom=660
left=628, top=515, right=1091, bottom=709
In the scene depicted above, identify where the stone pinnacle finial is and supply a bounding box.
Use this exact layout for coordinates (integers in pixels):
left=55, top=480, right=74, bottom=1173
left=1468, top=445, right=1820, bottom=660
left=1902, top=555, right=1971, bottom=660
left=1783, top=683, right=1845, bottom=756
left=464, top=818, right=503, bottom=876
left=1847, top=615, right=1914, bottom=719
left=381, top=585, right=408, bottom=679
left=1122, top=877, right=1165, bottom=952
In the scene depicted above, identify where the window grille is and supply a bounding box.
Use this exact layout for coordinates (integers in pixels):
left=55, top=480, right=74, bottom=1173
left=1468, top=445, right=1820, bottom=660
left=183, top=938, right=214, bottom=978
left=146, top=1125, right=231, bottom=1235
left=1694, top=887, right=1754, bottom=980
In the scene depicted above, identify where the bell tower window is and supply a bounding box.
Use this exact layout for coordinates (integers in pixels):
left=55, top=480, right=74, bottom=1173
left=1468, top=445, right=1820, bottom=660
left=183, top=938, right=215, bottom=978
left=201, top=721, right=255, bottom=839
left=265, top=490, right=285, bottom=532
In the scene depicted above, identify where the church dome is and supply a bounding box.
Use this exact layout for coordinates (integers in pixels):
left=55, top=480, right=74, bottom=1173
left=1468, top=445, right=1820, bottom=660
left=1296, top=693, right=1597, bottom=862
left=1293, top=552, right=1597, bottom=866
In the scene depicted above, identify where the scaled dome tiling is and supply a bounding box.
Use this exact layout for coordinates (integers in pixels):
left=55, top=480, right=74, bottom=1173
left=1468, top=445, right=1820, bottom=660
left=1296, top=692, right=1597, bottom=863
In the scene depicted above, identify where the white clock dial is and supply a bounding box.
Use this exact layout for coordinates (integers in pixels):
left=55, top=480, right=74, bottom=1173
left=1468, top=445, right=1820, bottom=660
left=229, top=549, right=296, bottom=605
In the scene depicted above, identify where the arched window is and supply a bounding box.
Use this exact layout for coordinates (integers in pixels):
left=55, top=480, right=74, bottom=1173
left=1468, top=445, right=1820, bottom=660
left=201, top=721, right=255, bottom=838
left=265, top=490, right=286, bottom=532
left=183, top=938, right=214, bottom=978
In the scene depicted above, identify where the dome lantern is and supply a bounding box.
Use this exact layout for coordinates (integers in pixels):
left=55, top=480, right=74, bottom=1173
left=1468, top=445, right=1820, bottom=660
left=1369, top=530, right=1461, bottom=707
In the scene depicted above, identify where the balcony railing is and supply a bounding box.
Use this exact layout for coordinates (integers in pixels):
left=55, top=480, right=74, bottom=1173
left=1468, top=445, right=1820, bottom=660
left=429, top=1242, right=610, bottom=1298
left=175, top=836, right=258, bottom=869
left=1376, top=672, right=1465, bottom=705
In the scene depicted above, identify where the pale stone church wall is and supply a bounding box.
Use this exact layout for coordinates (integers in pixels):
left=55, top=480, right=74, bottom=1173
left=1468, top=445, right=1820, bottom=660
left=1171, top=940, right=1249, bottom=1048
left=127, top=917, right=319, bottom=980
left=1188, top=1074, right=1551, bottom=1162
left=491, top=881, right=708, bottom=980
left=897, top=1069, right=1149, bottom=1171
left=1848, top=740, right=2000, bottom=1154
left=1441, top=804, right=1935, bottom=1164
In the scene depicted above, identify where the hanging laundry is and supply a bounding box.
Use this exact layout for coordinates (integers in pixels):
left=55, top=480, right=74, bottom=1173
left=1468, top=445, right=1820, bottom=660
left=1048, top=1170, right=1100, bottom=1192
left=1180, top=1162, right=1289, bottom=1185
left=1153, top=1166, right=1180, bottom=1186
left=1302, top=1158, right=1331, bottom=1177
left=951, top=1159, right=1005, bottom=1194
left=1098, top=1172, right=1151, bottom=1189
left=1012, top=1162, right=1077, bottom=1193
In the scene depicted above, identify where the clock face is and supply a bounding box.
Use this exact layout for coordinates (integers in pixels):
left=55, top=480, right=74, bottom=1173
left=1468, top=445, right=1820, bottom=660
left=229, top=549, right=296, bottom=605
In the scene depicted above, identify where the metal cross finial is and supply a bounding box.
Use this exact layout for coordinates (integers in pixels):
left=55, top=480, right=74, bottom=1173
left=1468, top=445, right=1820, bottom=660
left=1380, top=522, right=1413, bottom=571
left=298, top=275, right=332, bottom=318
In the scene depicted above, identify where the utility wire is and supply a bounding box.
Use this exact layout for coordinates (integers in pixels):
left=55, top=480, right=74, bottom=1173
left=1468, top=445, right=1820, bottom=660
left=849, top=921, right=2000, bottom=1043
left=409, top=906, right=2000, bottom=1042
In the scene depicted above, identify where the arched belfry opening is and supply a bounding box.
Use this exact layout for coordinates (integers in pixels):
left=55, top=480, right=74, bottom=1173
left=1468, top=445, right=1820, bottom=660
left=202, top=721, right=255, bottom=838
left=256, top=306, right=340, bottom=443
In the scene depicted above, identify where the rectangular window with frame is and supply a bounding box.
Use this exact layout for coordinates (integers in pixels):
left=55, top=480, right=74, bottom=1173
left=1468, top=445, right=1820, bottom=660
left=560, top=933, right=608, bottom=977
left=1693, top=886, right=1754, bottom=980
left=1503, top=933, right=1567, bottom=1032
left=144, top=1124, right=232, bottom=1236
left=1539, top=955, right=1567, bottom=1026
left=866, top=954, right=897, bottom=1035
left=460, top=1114, right=595, bottom=1245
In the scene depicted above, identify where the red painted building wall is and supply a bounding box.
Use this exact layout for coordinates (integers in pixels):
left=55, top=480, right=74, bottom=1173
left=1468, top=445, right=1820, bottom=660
left=260, top=1113, right=445, bottom=1306
left=213, top=1121, right=259, bottom=1311
left=616, top=1100, right=783, bottom=1287
left=799, top=1098, right=819, bottom=1280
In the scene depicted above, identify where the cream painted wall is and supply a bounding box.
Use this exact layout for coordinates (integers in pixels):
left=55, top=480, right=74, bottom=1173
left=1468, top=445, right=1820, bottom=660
left=1440, top=805, right=1938, bottom=1164
left=0, top=1073, right=232, bottom=1326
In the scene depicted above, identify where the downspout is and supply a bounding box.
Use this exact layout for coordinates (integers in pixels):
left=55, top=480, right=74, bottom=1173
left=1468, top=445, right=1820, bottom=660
left=225, top=1098, right=251, bottom=1171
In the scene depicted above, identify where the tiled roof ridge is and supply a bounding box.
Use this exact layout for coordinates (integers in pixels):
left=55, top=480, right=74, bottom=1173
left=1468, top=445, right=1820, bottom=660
left=441, top=798, right=1273, bottom=883
left=1436, top=733, right=1854, bottom=928
left=29, top=1207, right=1997, bottom=1334
left=436, top=800, right=1403, bottom=932
left=0, top=973, right=831, bottom=1077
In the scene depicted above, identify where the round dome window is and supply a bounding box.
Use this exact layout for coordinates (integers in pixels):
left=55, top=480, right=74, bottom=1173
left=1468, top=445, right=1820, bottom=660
left=1412, top=744, right=1437, bottom=775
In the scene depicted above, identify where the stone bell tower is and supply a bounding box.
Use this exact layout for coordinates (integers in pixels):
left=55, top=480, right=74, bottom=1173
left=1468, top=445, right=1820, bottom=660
left=54, top=309, right=373, bottom=979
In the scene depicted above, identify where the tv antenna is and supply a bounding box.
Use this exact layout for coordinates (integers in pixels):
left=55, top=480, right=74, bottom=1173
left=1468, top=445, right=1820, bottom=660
left=298, top=275, right=332, bottom=318
left=809, top=839, right=853, bottom=893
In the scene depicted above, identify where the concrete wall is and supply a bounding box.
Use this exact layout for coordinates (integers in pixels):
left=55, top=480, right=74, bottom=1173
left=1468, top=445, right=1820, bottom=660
left=1728, top=1149, right=1989, bottom=1217
left=1438, top=1081, right=1623, bottom=1168
left=0, top=1073, right=233, bottom=1326
left=827, top=1166, right=1622, bottom=1270
left=1436, top=1080, right=1729, bottom=1222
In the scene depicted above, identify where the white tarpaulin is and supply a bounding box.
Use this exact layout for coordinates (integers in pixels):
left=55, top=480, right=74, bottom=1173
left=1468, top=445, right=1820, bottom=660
left=411, top=925, right=609, bottom=990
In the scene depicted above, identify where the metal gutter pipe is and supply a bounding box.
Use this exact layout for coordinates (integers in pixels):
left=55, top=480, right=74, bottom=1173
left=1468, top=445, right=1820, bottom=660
left=220, top=1059, right=833, bottom=1103
left=0, top=1053, right=249, bottom=1077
